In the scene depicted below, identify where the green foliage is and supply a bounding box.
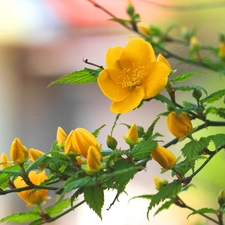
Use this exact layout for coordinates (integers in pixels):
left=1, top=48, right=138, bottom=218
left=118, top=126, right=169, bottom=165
left=187, top=208, right=217, bottom=219
left=48, top=68, right=99, bottom=86
left=154, top=199, right=174, bottom=216
left=143, top=117, right=160, bottom=140
left=84, top=187, right=104, bottom=219
left=170, top=72, right=203, bottom=83
left=173, top=85, right=208, bottom=96
left=201, top=89, right=225, bottom=103
left=154, top=94, right=177, bottom=112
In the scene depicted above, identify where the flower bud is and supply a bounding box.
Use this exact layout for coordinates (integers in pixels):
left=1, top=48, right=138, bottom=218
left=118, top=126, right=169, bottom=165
left=87, top=146, right=102, bottom=172
left=153, top=176, right=168, bottom=190
left=219, top=42, right=225, bottom=57
left=73, top=128, right=100, bottom=158
left=29, top=149, right=44, bottom=162
left=0, top=153, right=10, bottom=169
left=127, top=0, right=135, bottom=16
left=64, top=130, right=77, bottom=154
left=10, top=138, right=29, bottom=164
left=137, top=22, right=151, bottom=36
left=151, top=145, right=176, bottom=169
left=14, top=170, right=48, bottom=206
left=218, top=189, right=225, bottom=207
left=124, top=123, right=139, bottom=146
left=107, top=135, right=118, bottom=150
left=167, top=111, right=193, bottom=139
left=56, top=127, right=67, bottom=147
left=192, top=88, right=202, bottom=100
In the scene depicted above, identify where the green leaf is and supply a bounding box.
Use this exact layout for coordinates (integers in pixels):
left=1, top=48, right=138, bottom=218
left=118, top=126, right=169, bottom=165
left=45, top=199, right=71, bottom=217
left=154, top=94, right=177, bottom=112
left=154, top=199, right=174, bottom=216
left=92, top=124, right=106, bottom=137
left=129, top=194, right=154, bottom=202
left=0, top=208, right=40, bottom=223
left=48, top=68, right=99, bottom=86
left=84, top=186, right=104, bottom=219
left=148, top=181, right=182, bottom=213
left=143, top=117, right=160, bottom=140
left=201, top=89, right=225, bottom=103
left=131, top=140, right=157, bottom=160
left=173, top=85, right=207, bottom=95
left=187, top=208, right=217, bottom=219
left=210, top=133, right=225, bottom=149
left=170, top=71, right=202, bottom=83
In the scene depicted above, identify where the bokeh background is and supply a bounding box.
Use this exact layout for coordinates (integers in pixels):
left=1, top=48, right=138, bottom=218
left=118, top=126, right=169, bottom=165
left=0, top=0, right=225, bottom=225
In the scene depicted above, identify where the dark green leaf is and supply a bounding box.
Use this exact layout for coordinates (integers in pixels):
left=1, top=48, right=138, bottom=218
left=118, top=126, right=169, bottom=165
left=129, top=194, right=154, bottom=202
left=143, top=117, right=160, bottom=140
left=201, top=89, right=225, bottom=103
left=131, top=140, right=157, bottom=160
left=154, top=94, right=177, bottom=112
left=170, top=71, right=202, bottom=83
left=154, top=199, right=174, bottom=216
left=210, top=134, right=225, bottom=149
left=187, top=208, right=217, bottom=219
left=173, top=85, right=207, bottom=95
left=148, top=181, right=182, bottom=212
left=92, top=124, right=106, bottom=137
left=48, top=68, right=99, bottom=86
left=84, top=186, right=104, bottom=219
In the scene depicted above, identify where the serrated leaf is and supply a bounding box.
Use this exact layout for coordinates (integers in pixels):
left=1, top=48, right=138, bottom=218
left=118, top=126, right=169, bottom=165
left=173, top=85, right=207, bottom=95
left=210, top=134, right=225, bottom=149
left=129, top=194, right=154, bottom=202
left=143, top=117, right=160, bottom=140
left=154, top=94, right=177, bottom=112
left=154, top=199, right=174, bottom=216
left=45, top=199, right=71, bottom=217
left=170, top=71, right=202, bottom=83
left=48, top=68, right=99, bottom=87
left=92, top=124, right=106, bottom=137
left=148, top=181, right=182, bottom=212
left=84, top=186, right=104, bottom=219
left=217, top=108, right=225, bottom=119
left=0, top=208, right=40, bottom=223
left=131, top=140, right=157, bottom=160
left=187, top=208, right=217, bottom=219
left=201, top=89, right=225, bottom=103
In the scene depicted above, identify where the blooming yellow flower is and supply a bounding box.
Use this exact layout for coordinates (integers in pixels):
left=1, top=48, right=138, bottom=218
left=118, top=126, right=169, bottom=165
left=29, top=149, right=44, bottom=162
left=124, top=123, right=139, bottom=146
left=14, top=170, right=48, bottom=206
left=97, top=38, right=171, bottom=114
left=10, top=138, right=29, bottom=164
left=73, top=128, right=100, bottom=158
left=0, top=153, right=10, bottom=169
left=56, top=126, right=67, bottom=146
left=87, top=146, right=102, bottom=172
left=151, top=145, right=176, bottom=169
left=167, top=111, right=193, bottom=139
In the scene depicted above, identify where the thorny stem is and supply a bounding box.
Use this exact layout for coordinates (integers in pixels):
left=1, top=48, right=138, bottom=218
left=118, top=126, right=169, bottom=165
left=174, top=195, right=220, bottom=224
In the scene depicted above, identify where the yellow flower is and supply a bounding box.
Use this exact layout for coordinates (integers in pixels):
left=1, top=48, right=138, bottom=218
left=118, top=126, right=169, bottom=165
left=97, top=38, right=171, bottom=114
left=73, top=128, right=100, bottom=158
left=14, top=170, right=48, bottom=206
left=87, top=146, right=102, bottom=172
left=56, top=126, right=67, bottom=146
left=153, top=176, right=167, bottom=190
left=167, top=111, right=193, bottom=139
left=151, top=145, right=176, bottom=169
left=10, top=138, right=29, bottom=164
left=0, top=153, right=10, bottom=169
left=64, top=130, right=77, bottom=154
left=29, top=149, right=44, bottom=162
left=219, top=43, right=225, bottom=57
left=124, top=123, right=139, bottom=146
left=137, top=22, right=151, bottom=36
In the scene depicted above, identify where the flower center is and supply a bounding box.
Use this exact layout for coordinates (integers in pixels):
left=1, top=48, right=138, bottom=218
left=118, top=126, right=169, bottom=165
left=120, top=63, right=145, bottom=90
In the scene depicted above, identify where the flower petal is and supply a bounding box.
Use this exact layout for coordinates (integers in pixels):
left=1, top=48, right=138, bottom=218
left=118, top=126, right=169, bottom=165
left=142, top=62, right=170, bottom=99
left=119, top=38, right=156, bottom=68
left=157, top=54, right=171, bottom=70
left=106, top=46, right=123, bottom=70
left=97, top=69, right=129, bottom=101
left=110, top=87, right=145, bottom=114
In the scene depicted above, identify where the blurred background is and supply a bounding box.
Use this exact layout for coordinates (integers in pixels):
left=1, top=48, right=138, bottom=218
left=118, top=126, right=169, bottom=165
left=0, top=0, right=225, bottom=224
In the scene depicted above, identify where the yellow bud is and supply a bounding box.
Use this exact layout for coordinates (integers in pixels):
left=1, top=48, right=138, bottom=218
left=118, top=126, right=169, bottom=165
left=14, top=170, right=48, bottom=206
left=218, top=189, right=225, bottom=206
left=29, top=148, right=44, bottom=162
left=153, top=176, right=168, bottom=190
left=56, top=127, right=67, bottom=146
left=64, top=130, right=77, bottom=154
left=167, top=111, right=193, bottom=139
left=0, top=153, right=10, bottom=169
left=219, top=42, right=225, bottom=57
left=87, top=146, right=102, bottom=172
left=10, top=138, right=29, bottom=164
left=124, top=123, right=139, bottom=146
left=73, top=128, right=100, bottom=158
left=151, top=145, right=176, bottom=169
left=137, top=22, right=151, bottom=36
